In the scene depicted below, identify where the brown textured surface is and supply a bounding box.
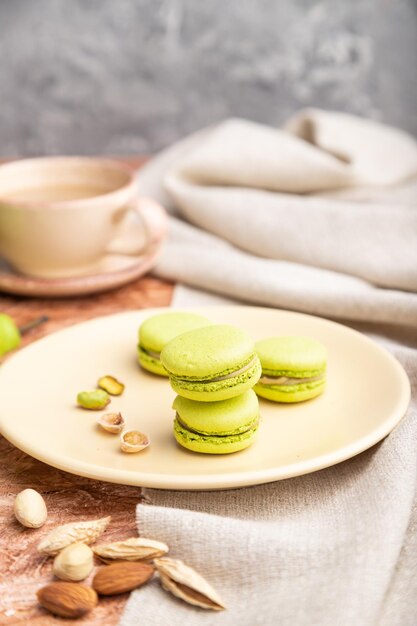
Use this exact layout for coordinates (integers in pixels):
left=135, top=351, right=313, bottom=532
left=0, top=158, right=175, bottom=625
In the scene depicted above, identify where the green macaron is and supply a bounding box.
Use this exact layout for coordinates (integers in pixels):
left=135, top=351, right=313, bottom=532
left=161, top=324, right=262, bottom=401
left=254, top=336, right=327, bottom=403
left=173, top=390, right=260, bottom=454
left=137, top=311, right=211, bottom=376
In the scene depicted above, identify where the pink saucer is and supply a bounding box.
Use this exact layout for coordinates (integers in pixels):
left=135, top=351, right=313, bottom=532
left=0, top=238, right=166, bottom=298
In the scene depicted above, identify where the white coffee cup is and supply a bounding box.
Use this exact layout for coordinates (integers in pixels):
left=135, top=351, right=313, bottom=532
left=0, top=157, right=167, bottom=279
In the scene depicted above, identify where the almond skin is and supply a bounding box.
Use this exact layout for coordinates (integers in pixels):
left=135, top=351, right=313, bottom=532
left=92, top=561, right=154, bottom=595
left=37, top=582, right=97, bottom=618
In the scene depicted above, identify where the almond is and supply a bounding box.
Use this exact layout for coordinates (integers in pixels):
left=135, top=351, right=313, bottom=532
left=37, top=582, right=97, bottom=618
left=92, top=561, right=154, bottom=595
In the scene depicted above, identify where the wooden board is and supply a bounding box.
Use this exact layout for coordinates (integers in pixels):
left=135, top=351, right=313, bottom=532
left=0, top=158, right=175, bottom=626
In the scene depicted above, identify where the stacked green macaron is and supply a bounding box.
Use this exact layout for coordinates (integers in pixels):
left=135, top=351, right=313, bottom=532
left=161, top=324, right=262, bottom=454
left=254, top=336, right=327, bottom=403
left=173, top=391, right=260, bottom=454
left=161, top=324, right=262, bottom=402
left=138, top=312, right=328, bottom=454
left=137, top=311, right=211, bottom=376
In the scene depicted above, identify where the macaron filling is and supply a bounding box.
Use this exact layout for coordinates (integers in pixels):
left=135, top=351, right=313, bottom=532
left=258, top=373, right=325, bottom=386
left=138, top=345, right=161, bottom=360
left=169, top=358, right=262, bottom=402
left=255, top=336, right=327, bottom=403
left=174, top=417, right=259, bottom=445
left=170, top=355, right=258, bottom=384
left=175, top=412, right=259, bottom=437
left=173, top=416, right=259, bottom=449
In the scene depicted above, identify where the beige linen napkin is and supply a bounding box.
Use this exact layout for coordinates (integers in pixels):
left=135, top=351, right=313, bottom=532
left=139, top=109, right=417, bottom=325
left=121, top=111, right=417, bottom=626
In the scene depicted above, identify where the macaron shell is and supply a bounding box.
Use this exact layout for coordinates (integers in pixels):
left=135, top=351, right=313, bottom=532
left=255, top=336, right=327, bottom=376
left=173, top=390, right=259, bottom=435
left=255, top=379, right=326, bottom=403
left=137, top=347, right=167, bottom=377
left=173, top=418, right=258, bottom=454
left=170, top=357, right=262, bottom=402
left=161, top=324, right=256, bottom=379
left=139, top=312, right=211, bottom=354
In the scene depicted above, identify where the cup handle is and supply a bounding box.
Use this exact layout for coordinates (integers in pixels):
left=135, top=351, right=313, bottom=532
left=106, top=197, right=168, bottom=256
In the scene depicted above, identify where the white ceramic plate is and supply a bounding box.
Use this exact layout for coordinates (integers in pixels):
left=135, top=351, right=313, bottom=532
left=0, top=307, right=410, bottom=490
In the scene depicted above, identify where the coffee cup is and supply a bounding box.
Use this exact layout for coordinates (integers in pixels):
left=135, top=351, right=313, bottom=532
left=0, top=157, right=167, bottom=279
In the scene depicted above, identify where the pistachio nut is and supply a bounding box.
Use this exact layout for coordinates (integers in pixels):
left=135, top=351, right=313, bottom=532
left=97, top=375, right=125, bottom=396
left=77, top=389, right=110, bottom=410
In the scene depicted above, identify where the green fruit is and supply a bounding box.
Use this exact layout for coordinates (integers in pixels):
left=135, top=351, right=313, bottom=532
left=77, top=390, right=110, bottom=410
left=0, top=313, right=21, bottom=357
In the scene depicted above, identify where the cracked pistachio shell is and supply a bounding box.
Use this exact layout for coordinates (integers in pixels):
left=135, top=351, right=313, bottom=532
left=97, top=375, right=125, bottom=396
left=77, top=389, right=110, bottom=410
left=98, top=412, right=125, bottom=434
left=154, top=557, right=225, bottom=611
left=120, top=430, right=150, bottom=453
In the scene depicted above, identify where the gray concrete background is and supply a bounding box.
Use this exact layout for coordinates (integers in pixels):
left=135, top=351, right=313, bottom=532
left=0, top=0, right=416, bottom=156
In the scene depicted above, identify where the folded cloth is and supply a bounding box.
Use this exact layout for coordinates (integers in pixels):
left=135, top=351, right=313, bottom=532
left=121, top=288, right=417, bottom=626
left=138, top=109, right=417, bottom=324
left=121, top=111, right=417, bottom=626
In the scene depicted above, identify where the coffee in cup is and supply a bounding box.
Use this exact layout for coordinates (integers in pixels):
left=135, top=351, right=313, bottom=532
left=0, top=157, right=167, bottom=279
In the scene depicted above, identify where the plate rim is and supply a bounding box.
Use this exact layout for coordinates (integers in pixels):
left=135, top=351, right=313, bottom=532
left=0, top=306, right=411, bottom=490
